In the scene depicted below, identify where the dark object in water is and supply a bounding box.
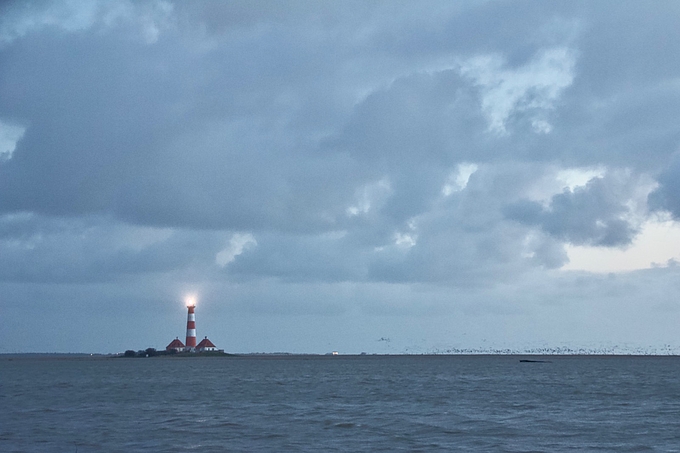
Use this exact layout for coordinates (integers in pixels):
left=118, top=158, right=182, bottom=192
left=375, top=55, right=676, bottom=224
left=519, top=359, right=551, bottom=363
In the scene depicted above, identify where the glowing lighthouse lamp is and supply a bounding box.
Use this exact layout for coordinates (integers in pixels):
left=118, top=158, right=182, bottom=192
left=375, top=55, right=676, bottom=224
left=185, top=296, right=197, bottom=352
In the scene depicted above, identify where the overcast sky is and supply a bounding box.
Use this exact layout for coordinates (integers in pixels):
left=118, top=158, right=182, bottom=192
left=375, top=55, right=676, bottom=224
left=2, top=0, right=680, bottom=354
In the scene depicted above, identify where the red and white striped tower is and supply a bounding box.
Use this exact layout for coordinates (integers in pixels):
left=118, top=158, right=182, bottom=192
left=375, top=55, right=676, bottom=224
left=185, top=300, right=197, bottom=350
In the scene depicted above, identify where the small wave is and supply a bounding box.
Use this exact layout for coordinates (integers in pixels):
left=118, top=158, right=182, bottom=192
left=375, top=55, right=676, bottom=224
left=333, top=422, right=358, bottom=428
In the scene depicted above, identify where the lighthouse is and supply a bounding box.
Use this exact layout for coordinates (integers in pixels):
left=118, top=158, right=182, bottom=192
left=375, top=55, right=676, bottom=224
left=163, top=296, right=220, bottom=354
left=185, top=299, right=197, bottom=351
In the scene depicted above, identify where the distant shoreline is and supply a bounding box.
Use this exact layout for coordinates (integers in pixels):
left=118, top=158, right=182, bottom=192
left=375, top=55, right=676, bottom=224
left=1, top=352, right=679, bottom=359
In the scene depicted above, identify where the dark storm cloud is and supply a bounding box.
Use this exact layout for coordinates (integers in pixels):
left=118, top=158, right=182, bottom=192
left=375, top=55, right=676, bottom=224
left=0, top=40, right=351, bottom=231
left=649, top=155, right=680, bottom=219
left=0, top=0, right=576, bottom=232
left=2, top=0, right=676, bottom=236
left=221, top=163, right=573, bottom=285
left=504, top=176, right=639, bottom=247
left=362, top=164, right=567, bottom=284
left=0, top=1, right=419, bottom=233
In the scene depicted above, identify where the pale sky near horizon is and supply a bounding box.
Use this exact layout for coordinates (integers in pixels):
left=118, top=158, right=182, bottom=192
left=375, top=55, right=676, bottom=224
left=2, top=0, right=680, bottom=354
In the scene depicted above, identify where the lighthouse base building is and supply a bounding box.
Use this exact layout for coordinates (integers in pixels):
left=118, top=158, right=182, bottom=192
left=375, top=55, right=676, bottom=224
left=166, top=337, right=185, bottom=352
left=196, top=337, right=217, bottom=352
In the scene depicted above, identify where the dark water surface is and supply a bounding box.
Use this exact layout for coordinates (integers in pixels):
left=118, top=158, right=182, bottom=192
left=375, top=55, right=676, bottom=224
left=1, top=355, right=680, bottom=452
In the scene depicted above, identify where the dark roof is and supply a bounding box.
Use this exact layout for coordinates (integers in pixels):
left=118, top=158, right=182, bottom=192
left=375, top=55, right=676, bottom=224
left=196, top=337, right=216, bottom=348
left=166, top=338, right=185, bottom=349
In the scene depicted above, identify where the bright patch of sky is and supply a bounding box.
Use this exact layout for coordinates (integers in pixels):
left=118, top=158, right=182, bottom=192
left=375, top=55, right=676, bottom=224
left=346, top=178, right=391, bottom=217
left=556, top=167, right=607, bottom=191
left=563, top=217, right=680, bottom=273
left=216, top=233, right=257, bottom=267
left=522, top=166, right=607, bottom=206
left=0, top=121, right=25, bottom=161
left=0, top=0, right=98, bottom=44
left=459, top=47, right=576, bottom=134
left=394, top=232, right=417, bottom=248
left=442, top=163, right=478, bottom=196
left=0, top=0, right=174, bottom=45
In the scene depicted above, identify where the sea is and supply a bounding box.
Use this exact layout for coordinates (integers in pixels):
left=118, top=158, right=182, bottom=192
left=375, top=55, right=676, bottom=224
left=1, top=355, right=679, bottom=452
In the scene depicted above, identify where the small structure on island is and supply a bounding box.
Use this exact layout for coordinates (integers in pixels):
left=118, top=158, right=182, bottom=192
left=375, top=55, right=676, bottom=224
left=196, top=336, right=217, bottom=352
left=166, top=337, right=185, bottom=352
